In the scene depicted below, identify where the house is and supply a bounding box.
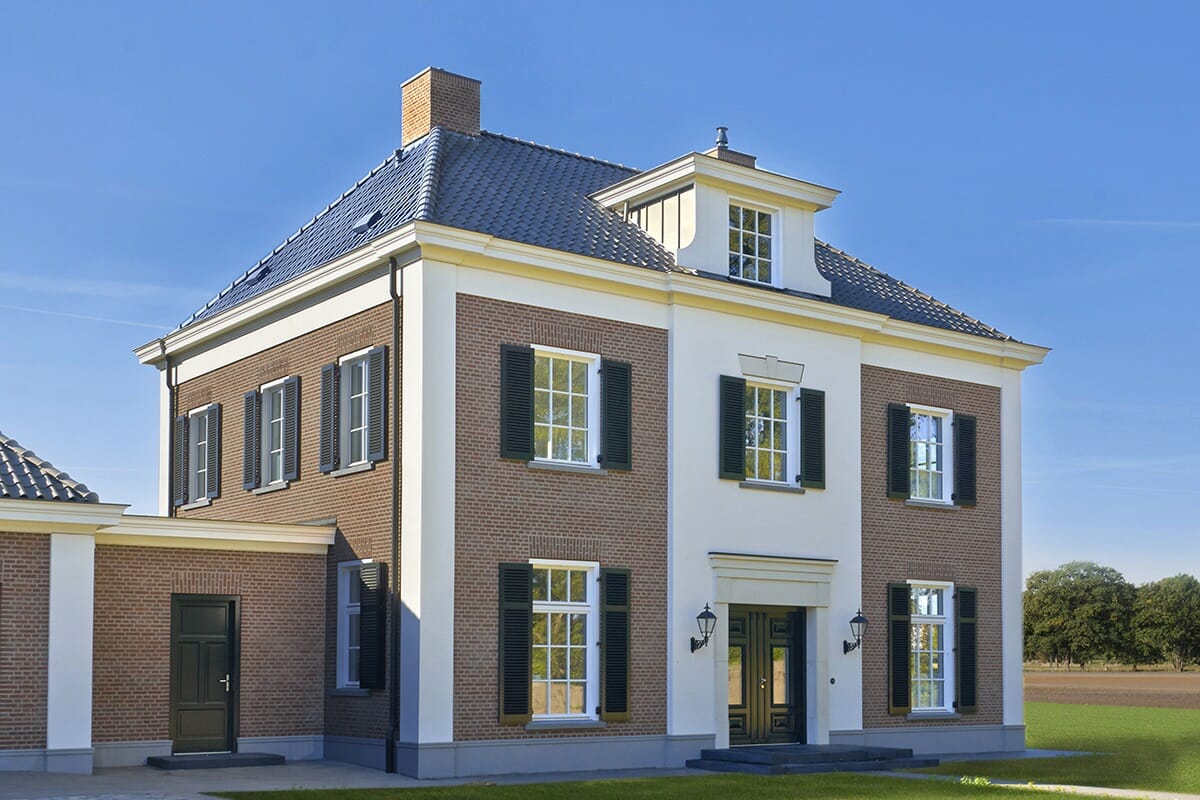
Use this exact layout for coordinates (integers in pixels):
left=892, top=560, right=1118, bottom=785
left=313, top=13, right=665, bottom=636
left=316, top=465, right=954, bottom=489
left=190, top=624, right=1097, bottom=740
left=0, top=67, right=1047, bottom=777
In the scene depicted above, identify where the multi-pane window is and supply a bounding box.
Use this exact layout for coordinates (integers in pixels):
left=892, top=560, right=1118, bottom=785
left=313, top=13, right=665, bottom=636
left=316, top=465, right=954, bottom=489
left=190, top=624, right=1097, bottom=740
left=188, top=409, right=209, bottom=501
left=531, top=561, right=598, bottom=718
left=728, top=203, right=774, bottom=284
left=910, top=583, right=953, bottom=711
left=262, top=383, right=285, bottom=484
left=344, top=356, right=369, bottom=466
left=910, top=408, right=952, bottom=502
left=337, top=562, right=364, bottom=688
left=744, top=383, right=789, bottom=482
left=533, top=350, right=597, bottom=465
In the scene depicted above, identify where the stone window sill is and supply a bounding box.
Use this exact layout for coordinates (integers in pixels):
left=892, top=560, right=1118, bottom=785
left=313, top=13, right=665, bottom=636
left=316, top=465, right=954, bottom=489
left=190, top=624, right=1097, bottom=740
left=527, top=460, right=607, bottom=476
left=524, top=718, right=607, bottom=732
left=252, top=481, right=289, bottom=496
left=904, top=499, right=959, bottom=511
left=331, top=462, right=374, bottom=478
left=330, top=688, right=371, bottom=698
left=177, top=498, right=212, bottom=512
left=906, top=711, right=961, bottom=721
left=739, top=481, right=805, bottom=495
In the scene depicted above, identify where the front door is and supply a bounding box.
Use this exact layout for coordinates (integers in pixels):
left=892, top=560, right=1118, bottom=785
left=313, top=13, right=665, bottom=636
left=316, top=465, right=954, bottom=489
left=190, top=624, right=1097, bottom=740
left=170, top=596, right=237, bottom=754
left=728, top=605, right=805, bottom=745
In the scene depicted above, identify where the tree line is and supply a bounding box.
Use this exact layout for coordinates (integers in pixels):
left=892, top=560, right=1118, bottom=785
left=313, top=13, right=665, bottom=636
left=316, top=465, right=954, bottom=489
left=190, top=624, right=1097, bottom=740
left=1024, top=561, right=1200, bottom=670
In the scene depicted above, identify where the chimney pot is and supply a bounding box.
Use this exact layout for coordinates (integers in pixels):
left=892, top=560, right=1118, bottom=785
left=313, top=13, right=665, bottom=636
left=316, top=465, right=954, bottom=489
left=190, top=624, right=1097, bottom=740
left=401, top=67, right=481, bottom=146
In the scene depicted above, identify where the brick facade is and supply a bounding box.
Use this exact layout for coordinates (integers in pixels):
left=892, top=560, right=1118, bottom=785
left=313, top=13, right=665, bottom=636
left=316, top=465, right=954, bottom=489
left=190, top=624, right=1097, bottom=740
left=174, top=301, right=397, bottom=740
left=92, top=544, right=325, bottom=744
left=453, top=293, right=668, bottom=741
left=859, top=364, right=1003, bottom=729
left=0, top=532, right=49, bottom=750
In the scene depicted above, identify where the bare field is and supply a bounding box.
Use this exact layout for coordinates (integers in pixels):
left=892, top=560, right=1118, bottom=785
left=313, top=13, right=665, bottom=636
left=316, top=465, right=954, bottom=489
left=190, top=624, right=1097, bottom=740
left=1025, top=670, right=1200, bottom=709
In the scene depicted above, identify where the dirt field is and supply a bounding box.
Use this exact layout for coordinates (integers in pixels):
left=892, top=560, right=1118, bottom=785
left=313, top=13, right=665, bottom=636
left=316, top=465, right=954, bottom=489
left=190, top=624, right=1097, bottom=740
left=1026, top=670, right=1200, bottom=709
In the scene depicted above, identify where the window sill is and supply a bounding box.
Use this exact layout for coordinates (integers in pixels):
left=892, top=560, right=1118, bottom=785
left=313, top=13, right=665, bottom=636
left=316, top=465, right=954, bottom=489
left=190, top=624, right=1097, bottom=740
left=727, top=274, right=781, bottom=291
left=177, top=498, right=212, bottom=512
left=739, top=481, right=805, bottom=495
left=331, top=462, right=374, bottom=478
left=524, top=718, right=606, bottom=732
left=252, top=481, right=289, bottom=496
left=906, top=711, right=961, bottom=721
left=904, top=499, right=958, bottom=511
left=527, top=460, right=607, bottom=476
left=330, top=687, right=371, bottom=697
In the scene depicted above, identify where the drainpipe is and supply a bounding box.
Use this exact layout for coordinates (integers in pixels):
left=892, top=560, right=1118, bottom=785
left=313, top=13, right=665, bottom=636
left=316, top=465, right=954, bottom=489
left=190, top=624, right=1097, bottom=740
left=386, top=257, right=402, bottom=773
left=161, top=340, right=176, bottom=518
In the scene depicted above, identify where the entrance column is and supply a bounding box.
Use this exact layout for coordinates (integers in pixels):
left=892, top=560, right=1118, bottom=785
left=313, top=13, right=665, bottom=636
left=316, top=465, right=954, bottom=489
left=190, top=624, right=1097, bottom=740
left=46, top=532, right=95, bottom=774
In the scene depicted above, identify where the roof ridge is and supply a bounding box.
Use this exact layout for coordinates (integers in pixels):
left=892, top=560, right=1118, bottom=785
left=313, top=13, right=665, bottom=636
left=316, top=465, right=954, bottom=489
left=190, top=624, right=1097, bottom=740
left=415, top=126, right=446, bottom=221
left=815, top=239, right=1011, bottom=341
left=177, top=142, right=424, bottom=329
left=479, top=130, right=639, bottom=174
left=0, top=429, right=100, bottom=502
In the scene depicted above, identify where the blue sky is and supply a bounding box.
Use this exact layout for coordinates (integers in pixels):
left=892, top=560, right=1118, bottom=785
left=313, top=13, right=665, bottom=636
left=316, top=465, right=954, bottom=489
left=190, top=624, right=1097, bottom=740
left=1, top=2, right=1196, bottom=583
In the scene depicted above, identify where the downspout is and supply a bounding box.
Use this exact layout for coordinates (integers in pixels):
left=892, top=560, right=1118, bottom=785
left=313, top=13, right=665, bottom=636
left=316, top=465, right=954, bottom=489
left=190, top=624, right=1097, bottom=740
left=161, top=339, right=176, bottom=518
left=386, top=256, right=402, bottom=772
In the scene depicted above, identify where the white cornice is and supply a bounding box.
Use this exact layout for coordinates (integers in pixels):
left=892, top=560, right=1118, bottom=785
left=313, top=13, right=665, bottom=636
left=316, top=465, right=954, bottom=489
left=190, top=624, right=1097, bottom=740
left=590, top=153, right=841, bottom=212
left=96, top=514, right=336, bottom=554
left=134, top=224, right=419, bottom=366
left=0, top=499, right=128, bottom=534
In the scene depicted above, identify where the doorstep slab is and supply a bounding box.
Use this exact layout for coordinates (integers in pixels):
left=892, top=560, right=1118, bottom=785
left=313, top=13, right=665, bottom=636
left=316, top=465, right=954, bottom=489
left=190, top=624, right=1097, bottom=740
left=147, top=752, right=285, bottom=770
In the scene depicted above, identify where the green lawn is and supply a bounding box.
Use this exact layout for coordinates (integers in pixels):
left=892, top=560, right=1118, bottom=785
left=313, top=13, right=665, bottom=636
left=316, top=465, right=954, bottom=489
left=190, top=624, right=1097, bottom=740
left=219, top=773, right=1043, bottom=800
left=924, top=700, right=1200, bottom=794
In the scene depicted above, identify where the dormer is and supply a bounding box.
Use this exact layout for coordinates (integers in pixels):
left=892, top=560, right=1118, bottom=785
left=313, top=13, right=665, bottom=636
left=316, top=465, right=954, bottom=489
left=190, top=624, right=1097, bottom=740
left=593, top=129, right=840, bottom=297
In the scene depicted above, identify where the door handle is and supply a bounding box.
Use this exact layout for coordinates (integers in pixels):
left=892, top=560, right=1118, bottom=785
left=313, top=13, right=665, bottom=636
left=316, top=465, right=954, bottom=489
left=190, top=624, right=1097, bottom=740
left=759, top=677, right=767, bottom=689
left=219, top=674, right=231, bottom=693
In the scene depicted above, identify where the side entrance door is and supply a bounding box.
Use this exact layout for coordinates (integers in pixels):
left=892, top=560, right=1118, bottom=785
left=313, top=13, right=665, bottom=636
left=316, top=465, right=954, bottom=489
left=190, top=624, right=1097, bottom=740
left=170, top=595, right=238, bottom=754
left=728, top=605, right=805, bottom=745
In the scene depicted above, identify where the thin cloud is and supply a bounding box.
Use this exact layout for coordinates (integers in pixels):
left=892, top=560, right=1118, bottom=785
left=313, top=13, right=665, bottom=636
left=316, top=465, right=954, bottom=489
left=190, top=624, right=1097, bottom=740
left=0, top=303, right=169, bottom=330
left=1028, top=455, right=1200, bottom=478
left=0, top=272, right=194, bottom=300
left=1034, top=218, right=1200, bottom=230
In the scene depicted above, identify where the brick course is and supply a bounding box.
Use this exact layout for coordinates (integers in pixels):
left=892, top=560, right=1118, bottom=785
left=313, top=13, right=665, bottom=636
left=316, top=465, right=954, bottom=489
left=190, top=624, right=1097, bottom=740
left=860, top=364, right=1003, bottom=729
left=0, top=532, right=48, bottom=750
left=453, top=293, right=668, bottom=742
left=92, top=545, right=325, bottom=743
left=174, top=301, right=397, bottom=740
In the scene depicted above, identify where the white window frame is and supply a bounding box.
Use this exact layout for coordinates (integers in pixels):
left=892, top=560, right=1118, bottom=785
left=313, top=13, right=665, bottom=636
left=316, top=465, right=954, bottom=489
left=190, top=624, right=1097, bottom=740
left=742, top=379, right=798, bottom=485
left=338, top=348, right=372, bottom=468
left=259, top=378, right=288, bottom=486
left=908, top=580, right=955, bottom=713
left=532, top=345, right=601, bottom=467
left=529, top=558, right=600, bottom=721
left=727, top=199, right=779, bottom=287
left=186, top=404, right=213, bottom=501
left=908, top=404, right=954, bottom=504
left=336, top=559, right=371, bottom=689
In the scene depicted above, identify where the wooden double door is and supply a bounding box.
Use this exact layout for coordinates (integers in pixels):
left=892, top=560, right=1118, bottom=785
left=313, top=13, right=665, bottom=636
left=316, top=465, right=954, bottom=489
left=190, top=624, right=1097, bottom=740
left=727, top=605, right=805, bottom=745
left=170, top=595, right=239, bottom=754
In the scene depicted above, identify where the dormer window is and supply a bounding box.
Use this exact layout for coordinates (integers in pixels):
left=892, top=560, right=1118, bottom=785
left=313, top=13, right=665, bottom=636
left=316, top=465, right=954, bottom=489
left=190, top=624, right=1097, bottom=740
left=728, top=203, right=774, bottom=285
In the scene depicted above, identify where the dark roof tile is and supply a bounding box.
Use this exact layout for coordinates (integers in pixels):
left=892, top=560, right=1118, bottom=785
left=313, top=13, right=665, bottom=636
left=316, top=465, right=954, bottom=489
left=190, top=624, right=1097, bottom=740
left=0, top=431, right=100, bottom=503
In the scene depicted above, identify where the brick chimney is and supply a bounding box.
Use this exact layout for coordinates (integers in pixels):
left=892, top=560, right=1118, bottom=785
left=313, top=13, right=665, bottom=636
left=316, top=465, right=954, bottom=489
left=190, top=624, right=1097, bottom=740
left=401, top=67, right=481, bottom=146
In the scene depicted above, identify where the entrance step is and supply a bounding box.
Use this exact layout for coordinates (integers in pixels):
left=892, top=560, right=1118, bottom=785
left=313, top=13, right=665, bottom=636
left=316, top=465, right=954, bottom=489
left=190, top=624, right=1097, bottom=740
left=147, top=752, right=285, bottom=770
left=686, top=744, right=939, bottom=775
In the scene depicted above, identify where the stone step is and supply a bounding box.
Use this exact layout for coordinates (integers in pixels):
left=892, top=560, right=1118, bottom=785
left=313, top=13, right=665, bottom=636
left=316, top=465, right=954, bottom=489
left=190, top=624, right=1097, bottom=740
left=698, top=744, right=915, bottom=765
left=686, top=755, right=939, bottom=775
left=147, top=752, right=285, bottom=770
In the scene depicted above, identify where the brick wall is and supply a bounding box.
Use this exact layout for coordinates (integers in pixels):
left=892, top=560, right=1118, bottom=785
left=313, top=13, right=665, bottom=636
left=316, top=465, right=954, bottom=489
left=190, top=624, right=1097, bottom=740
left=453, top=294, right=668, bottom=742
left=0, top=532, right=48, bottom=750
left=860, top=364, right=1003, bottom=729
left=174, top=301, right=397, bottom=740
left=92, top=545, right=325, bottom=743
left=401, top=68, right=481, bottom=146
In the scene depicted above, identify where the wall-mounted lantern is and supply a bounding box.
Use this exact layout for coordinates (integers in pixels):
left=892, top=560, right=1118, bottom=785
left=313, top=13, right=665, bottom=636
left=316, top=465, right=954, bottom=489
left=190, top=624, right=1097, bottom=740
left=843, top=609, right=868, bottom=654
left=691, top=604, right=718, bottom=652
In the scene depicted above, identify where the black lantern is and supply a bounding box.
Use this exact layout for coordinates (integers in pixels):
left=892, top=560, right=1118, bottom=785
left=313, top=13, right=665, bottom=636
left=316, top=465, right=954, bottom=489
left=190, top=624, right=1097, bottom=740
left=843, top=609, right=868, bottom=654
left=691, top=603, right=718, bottom=652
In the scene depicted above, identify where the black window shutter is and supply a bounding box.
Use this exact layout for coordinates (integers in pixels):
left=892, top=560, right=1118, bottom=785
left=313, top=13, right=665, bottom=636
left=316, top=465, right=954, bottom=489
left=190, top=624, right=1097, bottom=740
left=956, top=586, right=978, bottom=713
left=282, top=377, right=300, bottom=481
left=600, top=359, right=632, bottom=471
left=953, top=414, right=977, bottom=507
left=600, top=567, right=632, bottom=722
left=173, top=414, right=188, bottom=507
left=718, top=375, right=746, bottom=480
left=205, top=405, right=221, bottom=500
left=319, top=363, right=339, bottom=473
left=886, top=403, right=911, bottom=500
left=799, top=388, right=826, bottom=489
left=358, top=562, right=387, bottom=690
left=498, top=562, right=533, bottom=724
left=367, top=346, right=388, bottom=463
left=242, top=390, right=260, bottom=491
left=888, top=582, right=912, bottom=715
left=499, top=345, right=534, bottom=461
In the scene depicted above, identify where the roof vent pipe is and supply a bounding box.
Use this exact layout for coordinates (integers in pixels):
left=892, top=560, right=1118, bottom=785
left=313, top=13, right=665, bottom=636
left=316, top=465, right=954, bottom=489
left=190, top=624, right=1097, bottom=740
left=715, top=126, right=729, bottom=149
